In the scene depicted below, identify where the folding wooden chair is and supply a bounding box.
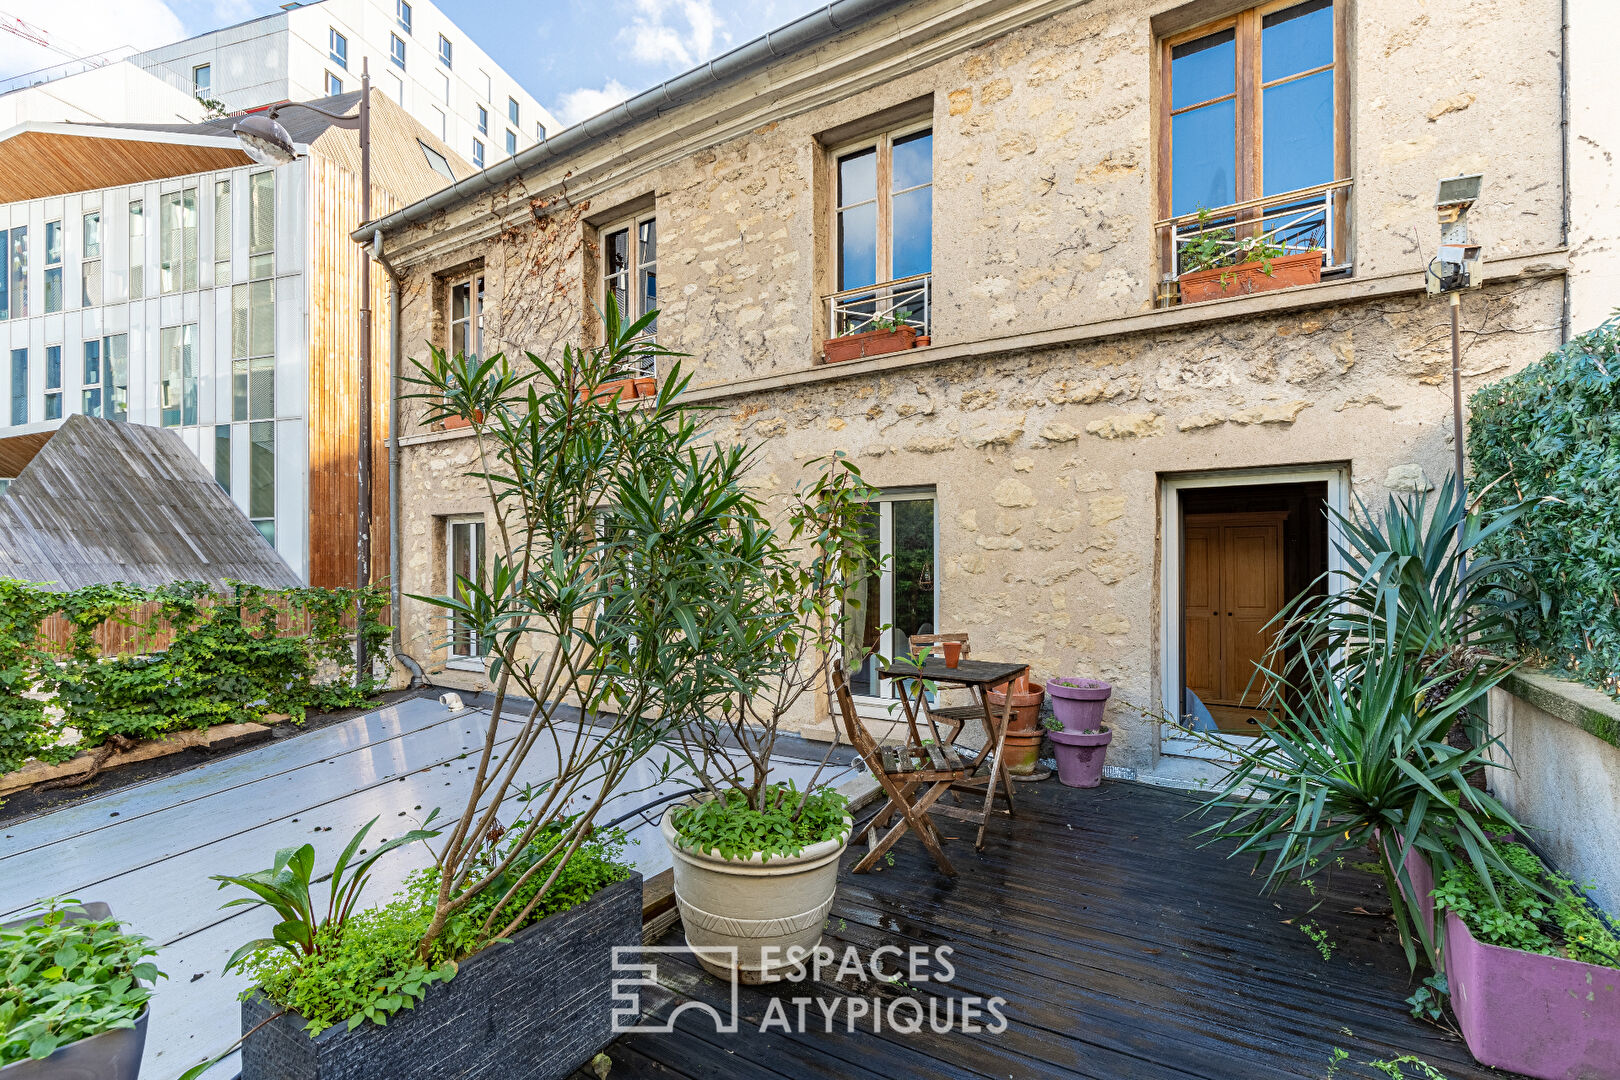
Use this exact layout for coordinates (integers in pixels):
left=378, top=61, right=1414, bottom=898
left=906, top=633, right=979, bottom=745
left=833, top=659, right=973, bottom=876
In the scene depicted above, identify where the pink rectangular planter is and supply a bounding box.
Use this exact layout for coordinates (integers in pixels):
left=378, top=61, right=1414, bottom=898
left=1399, top=845, right=1620, bottom=1080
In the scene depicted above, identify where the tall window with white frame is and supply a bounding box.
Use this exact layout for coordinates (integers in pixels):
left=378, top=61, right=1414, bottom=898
left=231, top=278, right=274, bottom=424
left=160, top=187, right=198, bottom=293
left=448, top=273, right=483, bottom=360
left=843, top=490, right=938, bottom=702
left=329, top=28, right=347, bottom=68
left=248, top=171, right=274, bottom=280
left=213, top=178, right=231, bottom=281
left=8, top=226, right=26, bottom=318
left=396, top=0, right=411, bottom=34
left=507, top=97, right=519, bottom=125
left=43, top=345, right=62, bottom=421
left=601, top=214, right=656, bottom=375
left=8, top=348, right=24, bottom=425
left=81, top=339, right=102, bottom=418
left=104, top=334, right=127, bottom=422
left=476, top=105, right=488, bottom=135
left=326, top=71, right=343, bottom=96
left=471, top=139, right=484, bottom=169
left=0, top=226, right=10, bottom=319
left=505, top=129, right=516, bottom=156
left=193, top=64, right=211, bottom=99
left=446, top=517, right=485, bottom=665
left=1161, top=0, right=1343, bottom=274
left=438, top=33, right=452, bottom=67
left=831, top=125, right=932, bottom=340
left=127, top=202, right=143, bottom=299
left=81, top=210, right=101, bottom=306
left=249, top=421, right=275, bottom=545
left=159, top=324, right=197, bottom=427
left=42, top=220, right=62, bottom=313
left=390, top=33, right=406, bottom=69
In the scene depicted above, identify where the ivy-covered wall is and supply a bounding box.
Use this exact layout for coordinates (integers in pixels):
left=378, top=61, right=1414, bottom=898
left=0, top=580, right=390, bottom=775
left=1469, top=317, right=1620, bottom=698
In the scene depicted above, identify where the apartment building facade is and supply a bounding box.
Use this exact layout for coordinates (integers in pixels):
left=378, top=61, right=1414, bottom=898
left=132, top=0, right=557, bottom=174
left=0, top=92, right=468, bottom=586
left=368, top=0, right=1614, bottom=782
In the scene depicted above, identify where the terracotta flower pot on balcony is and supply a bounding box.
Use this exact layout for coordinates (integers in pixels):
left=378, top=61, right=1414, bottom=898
left=824, top=325, right=918, bottom=363
left=439, top=409, right=484, bottom=430
left=987, top=678, right=1045, bottom=733
left=1178, top=249, right=1324, bottom=304
left=578, top=378, right=637, bottom=404
left=632, top=376, right=657, bottom=398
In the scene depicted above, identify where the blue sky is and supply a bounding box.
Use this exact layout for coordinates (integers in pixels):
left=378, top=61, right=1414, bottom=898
left=3, top=0, right=806, bottom=126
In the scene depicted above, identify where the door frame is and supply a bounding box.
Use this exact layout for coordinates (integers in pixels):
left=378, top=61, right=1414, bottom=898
left=852, top=486, right=939, bottom=718
left=1158, top=464, right=1349, bottom=756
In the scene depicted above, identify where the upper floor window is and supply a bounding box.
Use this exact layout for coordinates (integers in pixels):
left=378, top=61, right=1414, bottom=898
left=82, top=211, right=100, bottom=259
left=193, top=64, right=211, bottom=99
left=536, top=121, right=546, bottom=142
left=438, top=33, right=452, bottom=67
left=248, top=170, right=275, bottom=280
left=326, top=71, right=344, bottom=96
left=214, top=178, right=232, bottom=280
left=602, top=213, right=657, bottom=368
left=231, top=279, right=275, bottom=421
left=7, top=227, right=26, bottom=318
left=397, top=0, right=412, bottom=34
left=507, top=97, right=519, bottom=125
left=127, top=204, right=143, bottom=299
left=159, top=323, right=198, bottom=427
left=831, top=126, right=932, bottom=336
left=1161, top=0, right=1343, bottom=268
left=9, top=348, right=25, bottom=425
left=43, top=345, right=62, bottom=421
left=505, top=129, right=517, bottom=156
left=476, top=105, right=488, bottom=134
left=471, top=138, right=484, bottom=169
left=390, top=33, right=406, bottom=69
left=160, top=187, right=199, bottom=293
left=448, top=274, right=484, bottom=360
left=329, top=28, right=347, bottom=69
left=43, top=220, right=63, bottom=314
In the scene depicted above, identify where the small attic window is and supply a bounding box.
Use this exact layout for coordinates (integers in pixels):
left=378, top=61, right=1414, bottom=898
left=419, top=140, right=455, bottom=181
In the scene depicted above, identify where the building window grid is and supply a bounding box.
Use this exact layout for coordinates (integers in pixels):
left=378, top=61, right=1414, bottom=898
left=391, top=33, right=406, bottom=69
left=329, top=28, right=347, bottom=69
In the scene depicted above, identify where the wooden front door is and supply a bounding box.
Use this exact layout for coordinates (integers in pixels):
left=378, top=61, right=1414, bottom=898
left=1183, top=511, right=1288, bottom=715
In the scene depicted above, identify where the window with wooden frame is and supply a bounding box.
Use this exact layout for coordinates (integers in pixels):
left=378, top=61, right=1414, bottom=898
left=448, top=273, right=484, bottom=361
left=445, top=516, right=486, bottom=665
left=1159, top=0, right=1348, bottom=275
left=828, top=124, right=932, bottom=339
left=600, top=213, right=657, bottom=376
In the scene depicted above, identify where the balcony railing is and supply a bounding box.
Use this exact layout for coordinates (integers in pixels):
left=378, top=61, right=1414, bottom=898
left=826, top=273, right=931, bottom=339
left=1155, top=179, right=1352, bottom=283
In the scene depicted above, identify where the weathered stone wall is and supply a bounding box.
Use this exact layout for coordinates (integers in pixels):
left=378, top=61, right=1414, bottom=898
left=387, top=0, right=1570, bottom=771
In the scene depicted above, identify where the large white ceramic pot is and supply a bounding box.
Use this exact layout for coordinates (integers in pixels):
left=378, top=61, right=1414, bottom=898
left=660, top=804, right=851, bottom=984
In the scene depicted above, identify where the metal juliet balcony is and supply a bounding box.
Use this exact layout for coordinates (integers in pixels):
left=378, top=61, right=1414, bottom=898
left=1156, top=178, right=1352, bottom=282
left=826, top=272, right=931, bottom=339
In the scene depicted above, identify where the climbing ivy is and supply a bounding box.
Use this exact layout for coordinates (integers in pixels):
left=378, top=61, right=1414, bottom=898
left=0, top=579, right=390, bottom=776
left=1468, top=317, right=1620, bottom=698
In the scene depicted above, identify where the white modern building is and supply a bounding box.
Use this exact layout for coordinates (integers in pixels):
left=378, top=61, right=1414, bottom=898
left=132, top=0, right=557, bottom=174
left=0, top=57, right=206, bottom=130
left=0, top=92, right=469, bottom=585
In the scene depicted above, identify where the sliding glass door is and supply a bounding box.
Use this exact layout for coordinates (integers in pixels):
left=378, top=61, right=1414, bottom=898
left=844, top=490, right=937, bottom=702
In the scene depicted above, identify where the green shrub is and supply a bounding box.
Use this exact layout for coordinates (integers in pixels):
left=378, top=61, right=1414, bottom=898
left=669, top=783, right=851, bottom=861
left=1433, top=840, right=1620, bottom=968
left=0, top=579, right=390, bottom=776
left=1469, top=317, right=1620, bottom=697
left=0, top=900, right=162, bottom=1065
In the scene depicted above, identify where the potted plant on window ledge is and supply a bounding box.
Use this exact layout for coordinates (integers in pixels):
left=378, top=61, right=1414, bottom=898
left=1176, top=209, right=1324, bottom=303
left=660, top=452, right=884, bottom=984
left=824, top=310, right=920, bottom=364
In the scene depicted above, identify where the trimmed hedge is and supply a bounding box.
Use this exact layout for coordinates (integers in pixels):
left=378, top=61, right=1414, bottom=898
left=1468, top=317, right=1620, bottom=698
left=0, top=579, right=390, bottom=776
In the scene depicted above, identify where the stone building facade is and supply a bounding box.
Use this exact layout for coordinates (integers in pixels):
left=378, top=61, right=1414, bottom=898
left=370, top=0, right=1604, bottom=783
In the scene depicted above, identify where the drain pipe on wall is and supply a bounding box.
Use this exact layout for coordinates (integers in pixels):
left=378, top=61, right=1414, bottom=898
left=371, top=229, right=426, bottom=690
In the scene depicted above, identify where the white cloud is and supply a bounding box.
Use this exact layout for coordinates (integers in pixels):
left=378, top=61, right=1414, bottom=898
left=554, top=79, right=636, bottom=127
left=622, top=0, right=724, bottom=70
left=0, top=0, right=188, bottom=79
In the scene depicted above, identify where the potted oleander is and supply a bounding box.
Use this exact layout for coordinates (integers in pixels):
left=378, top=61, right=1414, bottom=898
left=1176, top=208, right=1323, bottom=303
left=188, top=301, right=785, bottom=1080
left=824, top=310, right=920, bottom=363
left=1, top=900, right=161, bottom=1080
left=660, top=453, right=882, bottom=983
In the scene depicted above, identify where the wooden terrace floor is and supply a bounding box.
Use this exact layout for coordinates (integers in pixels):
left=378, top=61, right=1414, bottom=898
left=594, top=779, right=1519, bottom=1080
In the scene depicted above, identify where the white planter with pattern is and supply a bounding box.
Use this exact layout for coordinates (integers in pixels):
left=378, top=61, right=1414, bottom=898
left=660, top=805, right=852, bottom=984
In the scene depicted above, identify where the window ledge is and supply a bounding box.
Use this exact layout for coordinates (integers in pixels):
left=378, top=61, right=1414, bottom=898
left=680, top=249, right=1565, bottom=407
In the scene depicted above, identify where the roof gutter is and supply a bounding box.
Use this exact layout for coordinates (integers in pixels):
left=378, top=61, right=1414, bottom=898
left=353, top=0, right=911, bottom=242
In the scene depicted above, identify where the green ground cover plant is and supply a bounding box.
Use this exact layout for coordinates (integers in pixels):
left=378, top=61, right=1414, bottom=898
left=1433, top=839, right=1620, bottom=967
left=668, top=783, right=850, bottom=861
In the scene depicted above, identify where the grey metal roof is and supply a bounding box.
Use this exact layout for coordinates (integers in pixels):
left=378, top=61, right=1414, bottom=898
left=0, top=414, right=300, bottom=591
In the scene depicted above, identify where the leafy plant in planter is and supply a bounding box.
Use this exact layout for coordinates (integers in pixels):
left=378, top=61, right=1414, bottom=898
left=1433, top=841, right=1619, bottom=967
left=659, top=452, right=883, bottom=982
left=825, top=308, right=920, bottom=362
left=1176, top=207, right=1323, bottom=302
left=1, top=899, right=162, bottom=1075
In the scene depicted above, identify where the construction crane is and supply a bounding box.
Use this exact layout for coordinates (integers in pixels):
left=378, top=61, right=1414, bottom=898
left=0, top=9, right=109, bottom=66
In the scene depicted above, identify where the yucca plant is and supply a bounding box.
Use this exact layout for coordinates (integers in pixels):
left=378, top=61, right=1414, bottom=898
left=1200, top=612, right=1531, bottom=971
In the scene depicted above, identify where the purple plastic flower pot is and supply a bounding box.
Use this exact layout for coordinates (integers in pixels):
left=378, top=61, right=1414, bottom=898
left=1396, top=846, right=1620, bottom=1080
left=1046, top=678, right=1112, bottom=733
left=1048, top=727, right=1111, bottom=787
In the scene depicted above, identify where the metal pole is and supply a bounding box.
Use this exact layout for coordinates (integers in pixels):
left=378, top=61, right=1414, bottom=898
left=357, top=61, right=373, bottom=678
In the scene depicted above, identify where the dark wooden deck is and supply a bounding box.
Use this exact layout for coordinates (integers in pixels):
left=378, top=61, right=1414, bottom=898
left=594, top=779, right=1518, bottom=1080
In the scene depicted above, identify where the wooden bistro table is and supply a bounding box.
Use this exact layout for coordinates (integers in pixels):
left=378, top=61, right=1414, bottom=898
left=877, top=658, right=1029, bottom=850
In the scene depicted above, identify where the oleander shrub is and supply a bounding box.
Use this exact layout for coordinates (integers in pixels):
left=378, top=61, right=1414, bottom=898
left=1469, top=317, right=1620, bottom=697
left=0, top=579, right=389, bottom=775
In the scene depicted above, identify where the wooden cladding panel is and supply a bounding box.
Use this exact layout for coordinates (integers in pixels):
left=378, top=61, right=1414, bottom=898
left=307, top=157, right=396, bottom=590
left=0, top=132, right=251, bottom=202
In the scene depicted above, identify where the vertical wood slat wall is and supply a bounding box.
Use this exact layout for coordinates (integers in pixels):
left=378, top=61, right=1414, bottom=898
left=307, top=156, right=396, bottom=590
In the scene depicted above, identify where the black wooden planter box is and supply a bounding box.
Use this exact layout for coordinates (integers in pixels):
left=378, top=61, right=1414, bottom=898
left=240, top=874, right=641, bottom=1080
